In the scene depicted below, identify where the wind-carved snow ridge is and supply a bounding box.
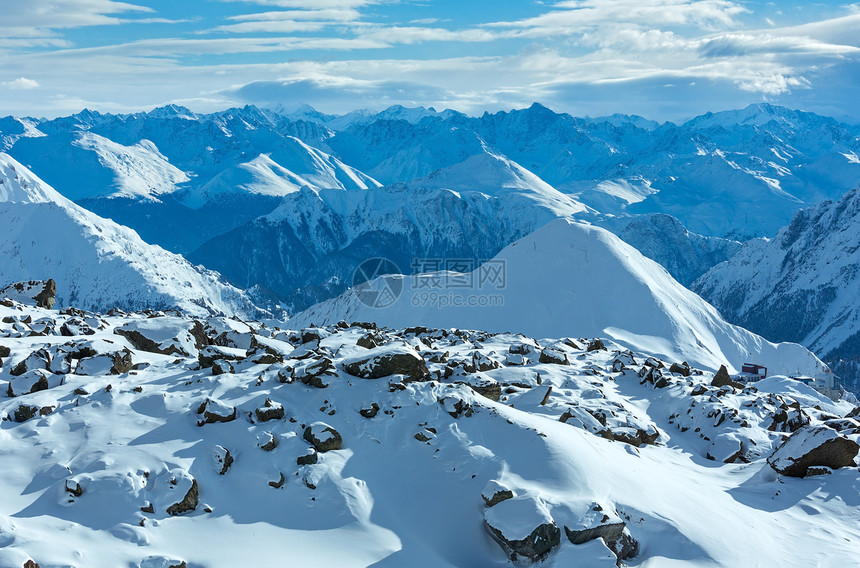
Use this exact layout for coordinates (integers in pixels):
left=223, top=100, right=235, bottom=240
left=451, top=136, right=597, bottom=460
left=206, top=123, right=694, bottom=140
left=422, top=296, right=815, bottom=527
left=0, top=301, right=857, bottom=567
left=0, top=153, right=262, bottom=318
left=291, top=218, right=828, bottom=378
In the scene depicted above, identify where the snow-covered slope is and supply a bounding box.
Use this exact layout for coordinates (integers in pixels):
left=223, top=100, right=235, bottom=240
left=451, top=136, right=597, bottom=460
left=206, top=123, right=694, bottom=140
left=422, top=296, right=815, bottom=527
left=180, top=136, right=380, bottom=208
left=189, top=152, right=591, bottom=311
left=0, top=153, right=260, bottom=317
left=0, top=302, right=856, bottom=568
left=694, top=186, right=860, bottom=372
left=0, top=116, right=45, bottom=151
left=291, top=219, right=827, bottom=377
left=72, top=132, right=190, bottom=200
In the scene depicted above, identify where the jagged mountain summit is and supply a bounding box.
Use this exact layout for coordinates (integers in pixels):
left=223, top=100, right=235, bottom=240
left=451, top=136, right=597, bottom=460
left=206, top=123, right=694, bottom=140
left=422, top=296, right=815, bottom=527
left=0, top=298, right=857, bottom=567
left=694, top=185, right=860, bottom=385
left=290, top=218, right=828, bottom=378
left=188, top=151, right=592, bottom=312
left=0, top=153, right=261, bottom=317
left=179, top=135, right=381, bottom=208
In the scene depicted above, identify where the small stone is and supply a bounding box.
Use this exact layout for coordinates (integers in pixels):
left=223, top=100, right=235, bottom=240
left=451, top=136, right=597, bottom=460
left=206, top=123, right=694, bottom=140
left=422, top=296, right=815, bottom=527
left=269, top=473, right=286, bottom=489
left=359, top=403, right=380, bottom=418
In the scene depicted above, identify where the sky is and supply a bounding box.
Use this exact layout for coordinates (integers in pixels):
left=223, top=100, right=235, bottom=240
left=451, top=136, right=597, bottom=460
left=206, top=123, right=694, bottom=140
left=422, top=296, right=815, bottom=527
left=1, top=0, right=859, bottom=122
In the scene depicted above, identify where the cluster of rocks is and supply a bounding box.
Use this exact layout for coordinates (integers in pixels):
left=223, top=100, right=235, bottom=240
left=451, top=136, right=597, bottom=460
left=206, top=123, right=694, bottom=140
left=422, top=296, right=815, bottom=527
left=481, top=482, right=638, bottom=565
left=2, top=291, right=858, bottom=566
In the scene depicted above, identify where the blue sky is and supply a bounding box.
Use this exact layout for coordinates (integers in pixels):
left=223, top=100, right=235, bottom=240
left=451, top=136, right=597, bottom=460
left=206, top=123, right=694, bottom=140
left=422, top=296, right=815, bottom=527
left=1, top=0, right=859, bottom=121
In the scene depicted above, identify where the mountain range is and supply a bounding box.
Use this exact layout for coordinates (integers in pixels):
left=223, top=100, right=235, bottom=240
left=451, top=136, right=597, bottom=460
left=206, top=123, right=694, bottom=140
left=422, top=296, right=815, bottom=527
left=3, top=102, right=860, bottom=385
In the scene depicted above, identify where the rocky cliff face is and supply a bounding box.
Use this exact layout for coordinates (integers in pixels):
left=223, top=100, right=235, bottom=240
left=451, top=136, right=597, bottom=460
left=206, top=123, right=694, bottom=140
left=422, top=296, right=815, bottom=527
left=694, top=186, right=860, bottom=389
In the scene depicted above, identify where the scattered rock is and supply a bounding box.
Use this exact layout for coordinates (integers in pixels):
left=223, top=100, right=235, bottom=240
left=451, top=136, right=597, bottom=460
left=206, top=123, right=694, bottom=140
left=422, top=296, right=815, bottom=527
left=557, top=502, right=638, bottom=561
left=482, top=480, right=515, bottom=507
left=691, top=384, right=709, bottom=396
left=65, top=479, right=84, bottom=497
left=196, top=398, right=237, bottom=426
left=303, top=422, right=343, bottom=452
left=0, top=279, right=56, bottom=309
left=166, top=479, right=199, bottom=516
left=198, top=345, right=245, bottom=369
left=212, top=446, right=233, bottom=475
left=269, top=473, right=286, bottom=489
left=669, top=361, right=691, bottom=377
left=10, top=348, right=51, bottom=376
left=254, top=398, right=285, bottom=422
left=469, top=378, right=502, bottom=402
left=587, top=339, right=606, bottom=352
left=710, top=365, right=731, bottom=386
left=439, top=395, right=472, bottom=418
left=414, top=431, right=434, bottom=442
left=539, top=348, right=569, bottom=365
left=359, top=403, right=380, bottom=418
left=297, top=448, right=319, bottom=465
left=12, top=404, right=40, bottom=422
left=293, top=357, right=336, bottom=388
left=259, top=432, right=278, bottom=452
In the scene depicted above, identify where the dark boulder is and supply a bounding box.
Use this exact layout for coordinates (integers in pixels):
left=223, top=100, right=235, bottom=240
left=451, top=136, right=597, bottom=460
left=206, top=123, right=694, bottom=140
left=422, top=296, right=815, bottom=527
left=768, top=425, right=859, bottom=477
left=303, top=422, right=343, bottom=452
left=166, top=479, right=199, bottom=516
left=342, top=345, right=428, bottom=381
left=484, top=496, right=561, bottom=562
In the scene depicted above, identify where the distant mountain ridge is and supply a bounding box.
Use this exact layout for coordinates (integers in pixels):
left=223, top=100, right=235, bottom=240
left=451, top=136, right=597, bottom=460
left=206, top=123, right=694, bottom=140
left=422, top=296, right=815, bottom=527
left=188, top=151, right=592, bottom=311
left=2, top=101, right=859, bottom=317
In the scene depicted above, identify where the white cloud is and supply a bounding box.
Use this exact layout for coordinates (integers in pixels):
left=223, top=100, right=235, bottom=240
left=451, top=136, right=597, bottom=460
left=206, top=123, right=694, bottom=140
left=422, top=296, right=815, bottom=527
left=484, top=0, right=748, bottom=37
left=0, top=1, right=153, bottom=30
left=227, top=8, right=363, bottom=21
left=2, top=77, right=40, bottom=89
left=698, top=33, right=860, bottom=57
left=216, top=0, right=384, bottom=8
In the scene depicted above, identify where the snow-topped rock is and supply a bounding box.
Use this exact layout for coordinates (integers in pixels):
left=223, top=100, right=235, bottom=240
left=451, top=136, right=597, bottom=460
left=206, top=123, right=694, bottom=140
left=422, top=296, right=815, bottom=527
left=484, top=495, right=561, bottom=562
left=341, top=344, right=428, bottom=381
left=767, top=425, right=859, bottom=477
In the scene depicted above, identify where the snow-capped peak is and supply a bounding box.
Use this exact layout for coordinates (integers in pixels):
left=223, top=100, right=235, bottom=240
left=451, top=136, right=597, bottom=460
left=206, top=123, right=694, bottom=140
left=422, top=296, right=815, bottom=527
left=146, top=104, right=198, bottom=120
left=0, top=152, right=64, bottom=204
left=290, top=218, right=828, bottom=378
left=0, top=154, right=261, bottom=317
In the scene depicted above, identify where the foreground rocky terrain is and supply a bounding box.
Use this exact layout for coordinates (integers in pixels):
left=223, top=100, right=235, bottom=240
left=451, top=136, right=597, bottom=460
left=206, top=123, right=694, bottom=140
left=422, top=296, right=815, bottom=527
left=1, top=293, right=858, bottom=568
